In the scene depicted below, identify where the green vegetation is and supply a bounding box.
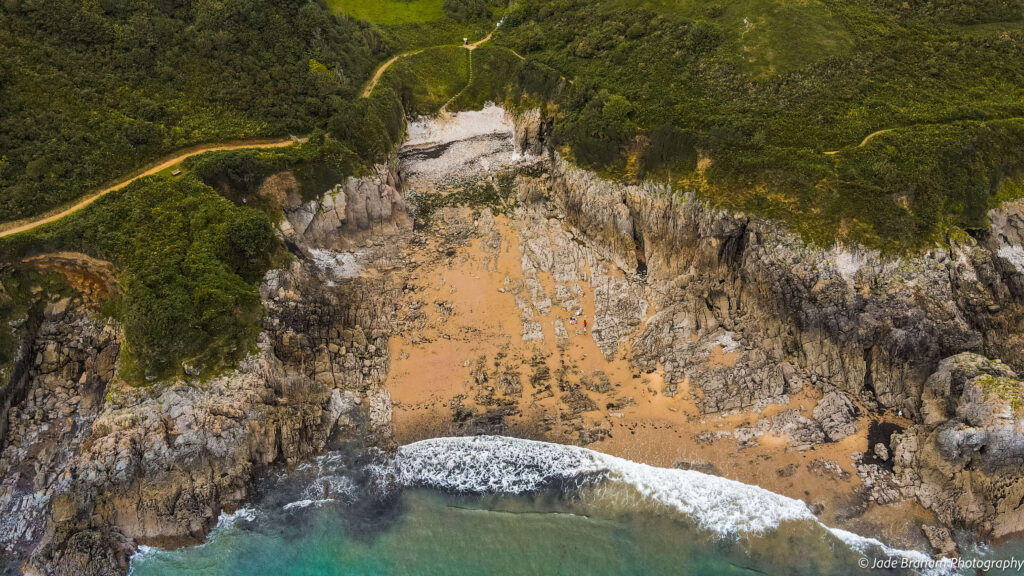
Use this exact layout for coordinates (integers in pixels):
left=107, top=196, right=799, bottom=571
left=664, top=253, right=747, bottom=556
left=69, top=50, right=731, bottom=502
left=449, top=46, right=530, bottom=111
left=184, top=133, right=367, bottom=208
left=5, top=0, right=1024, bottom=383
left=328, top=0, right=500, bottom=49
left=0, top=0, right=414, bottom=383
left=443, top=0, right=505, bottom=23
left=0, top=176, right=282, bottom=382
left=0, top=0, right=384, bottom=222
left=0, top=276, right=21, bottom=383
left=976, top=373, right=1024, bottom=410
left=412, top=171, right=520, bottom=228
left=0, top=270, right=75, bottom=386
left=497, top=0, right=1024, bottom=250
left=328, top=0, right=446, bottom=25
left=385, top=47, right=471, bottom=114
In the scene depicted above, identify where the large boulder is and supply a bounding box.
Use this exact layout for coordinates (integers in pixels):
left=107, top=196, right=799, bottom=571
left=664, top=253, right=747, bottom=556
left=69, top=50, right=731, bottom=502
left=813, top=391, right=859, bottom=441
left=892, top=353, right=1024, bottom=538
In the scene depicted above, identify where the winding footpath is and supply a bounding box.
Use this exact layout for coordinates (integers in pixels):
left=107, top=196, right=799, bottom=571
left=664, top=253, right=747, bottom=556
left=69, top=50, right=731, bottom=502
left=361, top=29, right=497, bottom=98
left=824, top=128, right=893, bottom=155
left=0, top=137, right=302, bottom=238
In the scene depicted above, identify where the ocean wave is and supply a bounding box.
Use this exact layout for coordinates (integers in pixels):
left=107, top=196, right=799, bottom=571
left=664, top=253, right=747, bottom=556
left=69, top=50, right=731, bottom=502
left=826, top=527, right=932, bottom=562
left=387, top=435, right=956, bottom=575
left=389, top=435, right=813, bottom=535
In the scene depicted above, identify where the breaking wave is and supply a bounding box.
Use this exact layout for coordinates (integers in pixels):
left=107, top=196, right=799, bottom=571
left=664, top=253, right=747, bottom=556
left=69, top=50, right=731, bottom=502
left=384, top=435, right=954, bottom=574
left=131, top=435, right=955, bottom=576
left=387, top=435, right=811, bottom=535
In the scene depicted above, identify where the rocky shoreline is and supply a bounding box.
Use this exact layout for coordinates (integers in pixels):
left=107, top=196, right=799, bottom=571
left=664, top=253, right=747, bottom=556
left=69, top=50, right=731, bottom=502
left=2, top=106, right=1024, bottom=574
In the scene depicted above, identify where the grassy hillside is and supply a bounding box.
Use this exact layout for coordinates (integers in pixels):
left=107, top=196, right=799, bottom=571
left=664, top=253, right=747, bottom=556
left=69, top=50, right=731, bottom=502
left=1, top=174, right=281, bottom=382
left=327, top=0, right=447, bottom=25
left=329, top=0, right=504, bottom=49
left=4, top=0, right=1024, bottom=383
left=493, top=0, right=1024, bottom=250
left=384, top=46, right=472, bottom=114
left=0, top=129, right=404, bottom=382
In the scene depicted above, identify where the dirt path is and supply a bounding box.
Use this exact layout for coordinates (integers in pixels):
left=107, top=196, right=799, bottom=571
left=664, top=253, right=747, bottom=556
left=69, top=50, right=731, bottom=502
left=859, top=128, right=892, bottom=146
left=361, top=28, right=497, bottom=98
left=361, top=49, right=424, bottom=98
left=824, top=128, right=894, bottom=155
left=0, top=138, right=302, bottom=238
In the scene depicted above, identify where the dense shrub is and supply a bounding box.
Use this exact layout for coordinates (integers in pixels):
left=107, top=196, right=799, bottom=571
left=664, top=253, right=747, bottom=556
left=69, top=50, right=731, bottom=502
left=0, top=0, right=385, bottom=221
left=499, top=0, right=1024, bottom=250
left=1, top=176, right=281, bottom=381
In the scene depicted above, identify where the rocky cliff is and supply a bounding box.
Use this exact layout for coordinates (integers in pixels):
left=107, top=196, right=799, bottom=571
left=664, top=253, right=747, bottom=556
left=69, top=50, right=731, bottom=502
left=0, top=167, right=407, bottom=575
left=511, top=110, right=1024, bottom=545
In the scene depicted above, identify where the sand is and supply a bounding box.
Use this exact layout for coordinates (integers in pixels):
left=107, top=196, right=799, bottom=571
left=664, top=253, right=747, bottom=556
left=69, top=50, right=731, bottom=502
left=381, top=209, right=929, bottom=542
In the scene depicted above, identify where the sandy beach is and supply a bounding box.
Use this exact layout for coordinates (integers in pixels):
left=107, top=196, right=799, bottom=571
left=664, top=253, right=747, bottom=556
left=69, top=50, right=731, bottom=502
left=382, top=207, right=932, bottom=544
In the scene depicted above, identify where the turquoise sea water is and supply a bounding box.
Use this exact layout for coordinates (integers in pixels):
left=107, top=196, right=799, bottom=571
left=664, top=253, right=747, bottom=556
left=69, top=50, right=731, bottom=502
left=129, top=436, right=1018, bottom=576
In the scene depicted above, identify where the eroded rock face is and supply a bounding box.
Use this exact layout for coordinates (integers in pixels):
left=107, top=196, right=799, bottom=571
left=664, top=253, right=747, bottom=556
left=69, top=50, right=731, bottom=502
left=890, top=353, right=1024, bottom=539
left=276, top=165, right=408, bottom=252
left=526, top=157, right=1024, bottom=421
left=0, top=300, right=118, bottom=559
left=814, top=391, right=859, bottom=442
left=6, top=108, right=1024, bottom=573
left=506, top=129, right=1024, bottom=542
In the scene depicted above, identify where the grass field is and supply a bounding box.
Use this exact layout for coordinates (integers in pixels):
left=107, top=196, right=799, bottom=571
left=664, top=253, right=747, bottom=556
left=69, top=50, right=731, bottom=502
left=384, top=46, right=472, bottom=115
left=449, top=46, right=527, bottom=111
left=498, top=0, right=1024, bottom=250
left=326, top=0, right=445, bottom=26
left=329, top=0, right=502, bottom=50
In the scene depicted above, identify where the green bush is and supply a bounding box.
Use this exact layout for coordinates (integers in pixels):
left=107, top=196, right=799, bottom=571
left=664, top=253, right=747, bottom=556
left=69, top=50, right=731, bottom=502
left=442, top=0, right=502, bottom=23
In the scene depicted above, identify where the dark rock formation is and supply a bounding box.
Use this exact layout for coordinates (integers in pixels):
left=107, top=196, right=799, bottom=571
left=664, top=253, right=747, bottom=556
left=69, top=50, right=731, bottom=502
left=522, top=156, right=1024, bottom=422
left=891, top=354, right=1024, bottom=540
left=5, top=108, right=1024, bottom=574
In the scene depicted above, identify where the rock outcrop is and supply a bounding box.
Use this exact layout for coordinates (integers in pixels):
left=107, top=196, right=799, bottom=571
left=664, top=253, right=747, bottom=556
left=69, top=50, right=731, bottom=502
left=813, top=391, right=859, bottom=441
left=273, top=165, right=408, bottom=253
left=1, top=168, right=408, bottom=575
left=5, top=107, right=1024, bottom=574
left=522, top=154, right=1024, bottom=422
left=511, top=110, right=1024, bottom=541
left=0, top=299, right=118, bottom=562
left=890, top=354, right=1024, bottom=539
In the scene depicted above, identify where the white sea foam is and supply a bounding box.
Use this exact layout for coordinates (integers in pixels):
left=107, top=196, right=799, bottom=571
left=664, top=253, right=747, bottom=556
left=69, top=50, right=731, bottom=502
left=283, top=498, right=335, bottom=511
left=389, top=435, right=958, bottom=574
left=827, top=528, right=957, bottom=575
left=391, top=435, right=812, bottom=535
left=214, top=507, right=257, bottom=530
left=128, top=507, right=259, bottom=574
